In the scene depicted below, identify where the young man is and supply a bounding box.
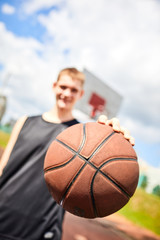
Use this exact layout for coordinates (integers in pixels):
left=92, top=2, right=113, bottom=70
left=0, top=68, right=134, bottom=240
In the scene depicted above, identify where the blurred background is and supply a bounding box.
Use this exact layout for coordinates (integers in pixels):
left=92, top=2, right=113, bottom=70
left=0, top=0, right=160, bottom=238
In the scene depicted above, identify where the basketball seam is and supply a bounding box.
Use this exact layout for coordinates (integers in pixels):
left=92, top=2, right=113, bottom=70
left=50, top=140, right=137, bottom=178
left=60, top=162, right=87, bottom=206
left=87, top=132, right=115, bottom=159
left=54, top=132, right=116, bottom=164
left=44, top=124, right=87, bottom=173
left=58, top=124, right=87, bottom=206
left=52, top=126, right=122, bottom=217
left=90, top=158, right=138, bottom=216
left=44, top=154, right=77, bottom=172
left=45, top=123, right=137, bottom=217
left=90, top=169, right=130, bottom=217
left=95, top=158, right=136, bottom=198
left=99, top=158, right=137, bottom=195
left=46, top=141, right=136, bottom=214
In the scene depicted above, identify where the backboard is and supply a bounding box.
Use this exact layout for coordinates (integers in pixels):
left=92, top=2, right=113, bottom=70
left=75, top=68, right=123, bottom=120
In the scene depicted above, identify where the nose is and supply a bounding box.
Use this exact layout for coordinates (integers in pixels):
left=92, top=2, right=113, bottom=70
left=63, top=88, right=71, bottom=97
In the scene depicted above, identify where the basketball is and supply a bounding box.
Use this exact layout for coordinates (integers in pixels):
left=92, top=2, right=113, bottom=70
left=44, top=122, right=139, bottom=218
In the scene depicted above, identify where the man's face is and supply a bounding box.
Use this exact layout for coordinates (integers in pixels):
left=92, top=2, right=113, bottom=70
left=53, top=74, right=84, bottom=111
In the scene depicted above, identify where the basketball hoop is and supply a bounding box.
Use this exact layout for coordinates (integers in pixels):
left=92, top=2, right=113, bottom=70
left=89, top=92, right=106, bottom=118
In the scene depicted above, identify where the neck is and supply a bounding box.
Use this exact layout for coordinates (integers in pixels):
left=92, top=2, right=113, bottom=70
left=42, top=105, right=74, bottom=123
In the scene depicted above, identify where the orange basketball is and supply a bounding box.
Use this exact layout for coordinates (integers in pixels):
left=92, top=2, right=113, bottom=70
left=44, top=122, right=139, bottom=218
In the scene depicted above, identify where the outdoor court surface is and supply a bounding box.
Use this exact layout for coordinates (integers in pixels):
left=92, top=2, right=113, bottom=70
left=62, top=212, right=160, bottom=240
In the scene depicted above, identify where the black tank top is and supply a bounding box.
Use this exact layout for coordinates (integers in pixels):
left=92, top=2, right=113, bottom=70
left=0, top=115, right=79, bottom=240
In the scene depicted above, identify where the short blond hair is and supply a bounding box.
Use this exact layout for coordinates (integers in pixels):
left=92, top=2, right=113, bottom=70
left=57, top=67, right=85, bottom=86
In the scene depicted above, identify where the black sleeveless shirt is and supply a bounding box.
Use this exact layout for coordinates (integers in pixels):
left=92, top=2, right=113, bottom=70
left=0, top=116, right=79, bottom=240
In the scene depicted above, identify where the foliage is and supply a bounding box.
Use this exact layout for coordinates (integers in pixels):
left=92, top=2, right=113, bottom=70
left=152, top=185, right=160, bottom=197
left=139, top=175, right=148, bottom=190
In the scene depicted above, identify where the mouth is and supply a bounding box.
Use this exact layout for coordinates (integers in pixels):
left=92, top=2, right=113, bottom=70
left=59, top=97, right=71, bottom=103
left=58, top=97, right=73, bottom=107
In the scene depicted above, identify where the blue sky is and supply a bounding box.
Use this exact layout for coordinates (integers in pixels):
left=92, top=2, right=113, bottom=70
left=0, top=0, right=160, bottom=169
left=0, top=1, right=47, bottom=42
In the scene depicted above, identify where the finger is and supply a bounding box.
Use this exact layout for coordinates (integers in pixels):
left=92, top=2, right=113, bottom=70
left=129, top=136, right=135, bottom=146
left=120, top=127, right=130, bottom=139
left=107, top=118, right=121, bottom=132
left=121, top=127, right=135, bottom=146
left=97, top=115, right=108, bottom=124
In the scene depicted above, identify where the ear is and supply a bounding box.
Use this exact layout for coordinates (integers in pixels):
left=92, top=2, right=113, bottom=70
left=52, top=82, right=57, bottom=92
left=79, top=89, right=84, bottom=99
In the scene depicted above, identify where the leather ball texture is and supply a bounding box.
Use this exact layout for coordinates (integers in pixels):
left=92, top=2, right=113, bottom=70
left=44, top=122, right=139, bottom=219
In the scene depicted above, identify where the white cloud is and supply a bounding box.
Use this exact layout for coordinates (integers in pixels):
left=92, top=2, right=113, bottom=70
left=36, top=0, right=160, bottom=139
left=0, top=22, right=57, bottom=121
left=118, top=116, right=160, bottom=144
left=0, top=0, right=160, bottom=147
left=21, top=0, right=63, bottom=15
left=1, top=4, right=15, bottom=15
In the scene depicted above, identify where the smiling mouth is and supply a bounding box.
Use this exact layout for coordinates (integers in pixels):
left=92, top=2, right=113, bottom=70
left=59, top=97, right=72, bottom=104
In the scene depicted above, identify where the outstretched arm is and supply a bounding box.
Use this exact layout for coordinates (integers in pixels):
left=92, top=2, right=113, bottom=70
left=0, top=116, right=27, bottom=176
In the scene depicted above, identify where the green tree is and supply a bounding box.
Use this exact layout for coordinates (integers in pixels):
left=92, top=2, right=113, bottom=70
left=140, top=175, right=148, bottom=190
left=152, top=185, right=160, bottom=197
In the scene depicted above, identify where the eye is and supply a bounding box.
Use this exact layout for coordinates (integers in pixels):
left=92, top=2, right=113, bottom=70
left=71, top=88, right=78, bottom=93
left=60, top=85, right=67, bottom=90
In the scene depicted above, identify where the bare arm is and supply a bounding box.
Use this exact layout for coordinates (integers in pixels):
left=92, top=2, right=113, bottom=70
left=0, top=116, right=28, bottom=176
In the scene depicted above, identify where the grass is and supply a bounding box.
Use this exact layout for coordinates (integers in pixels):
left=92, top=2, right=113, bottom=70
left=0, top=130, right=10, bottom=149
left=118, top=188, right=160, bottom=235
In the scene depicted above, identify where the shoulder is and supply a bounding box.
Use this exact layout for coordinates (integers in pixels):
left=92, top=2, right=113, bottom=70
left=0, top=115, right=28, bottom=176
left=10, top=115, right=28, bottom=138
left=9, top=115, right=29, bottom=134
left=16, top=115, right=28, bottom=126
